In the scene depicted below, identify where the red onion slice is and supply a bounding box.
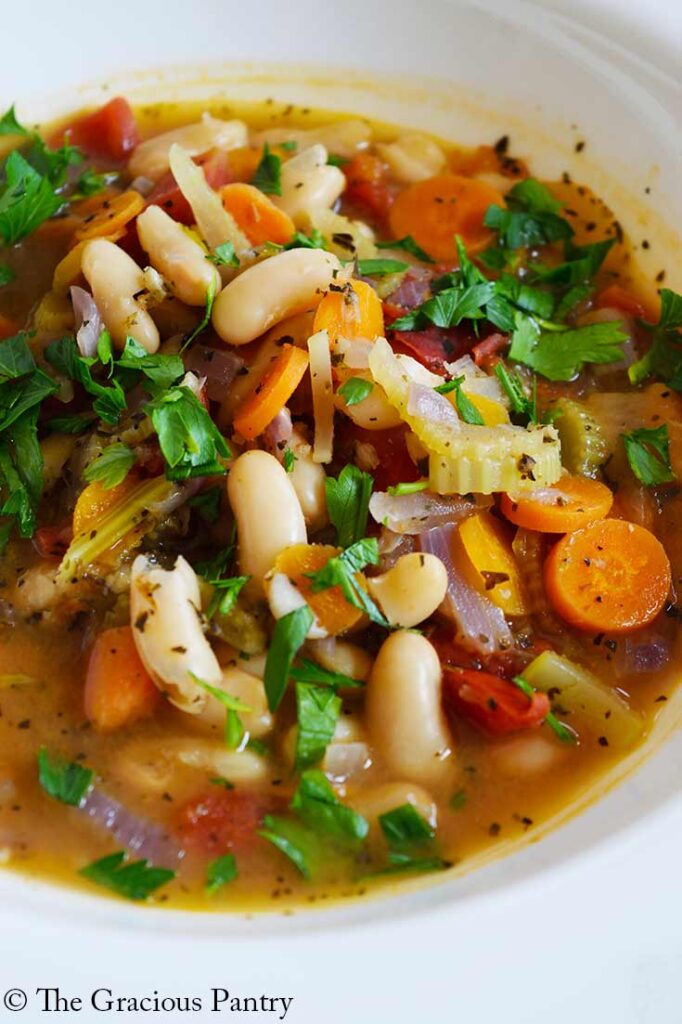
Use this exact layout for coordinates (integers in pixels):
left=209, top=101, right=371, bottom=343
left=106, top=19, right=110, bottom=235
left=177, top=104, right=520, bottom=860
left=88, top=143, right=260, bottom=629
left=407, top=382, right=460, bottom=427
left=263, top=407, right=294, bottom=459
left=79, top=787, right=184, bottom=868
left=370, top=490, right=489, bottom=535
left=420, top=523, right=513, bottom=655
left=70, top=286, right=101, bottom=358
left=184, top=345, right=244, bottom=402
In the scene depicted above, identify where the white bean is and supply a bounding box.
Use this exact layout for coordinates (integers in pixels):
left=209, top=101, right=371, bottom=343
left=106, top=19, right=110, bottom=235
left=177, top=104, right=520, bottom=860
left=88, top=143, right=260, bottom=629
left=349, top=781, right=438, bottom=829
left=490, top=733, right=568, bottom=777
left=128, top=114, right=247, bottom=181
left=335, top=375, right=402, bottom=431
left=254, top=119, right=371, bottom=159
left=212, top=248, right=342, bottom=346
left=366, top=631, right=454, bottom=786
left=274, top=144, right=346, bottom=227
left=196, top=667, right=273, bottom=738
left=81, top=239, right=160, bottom=353
left=172, top=739, right=269, bottom=783
left=264, top=572, right=327, bottom=639
left=130, top=554, right=221, bottom=713
left=376, top=132, right=446, bottom=183
left=287, top=426, right=328, bottom=532
left=227, top=450, right=307, bottom=594
left=305, top=637, right=374, bottom=683
left=136, top=205, right=220, bottom=307
left=367, top=552, right=448, bottom=627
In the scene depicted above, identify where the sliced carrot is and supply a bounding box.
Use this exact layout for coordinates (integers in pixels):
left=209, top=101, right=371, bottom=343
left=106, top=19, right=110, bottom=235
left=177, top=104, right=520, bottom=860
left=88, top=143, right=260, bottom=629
left=73, top=190, right=145, bottom=244
left=596, top=284, right=647, bottom=320
left=388, top=174, right=504, bottom=262
left=271, top=543, right=364, bottom=635
left=72, top=475, right=140, bottom=536
left=544, top=518, right=671, bottom=633
left=312, top=279, right=384, bottom=344
left=500, top=475, right=613, bottom=533
left=220, top=182, right=295, bottom=246
left=84, top=625, right=160, bottom=731
left=233, top=343, right=309, bottom=440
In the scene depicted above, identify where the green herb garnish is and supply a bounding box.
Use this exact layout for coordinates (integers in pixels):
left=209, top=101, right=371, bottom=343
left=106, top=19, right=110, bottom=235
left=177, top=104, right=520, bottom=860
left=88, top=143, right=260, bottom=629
left=263, top=605, right=314, bottom=712
left=37, top=747, right=93, bottom=807
left=337, top=377, right=373, bottom=407
left=80, top=851, right=175, bottom=901
left=324, top=464, right=373, bottom=548
left=252, top=143, right=282, bottom=196
left=622, top=425, right=676, bottom=486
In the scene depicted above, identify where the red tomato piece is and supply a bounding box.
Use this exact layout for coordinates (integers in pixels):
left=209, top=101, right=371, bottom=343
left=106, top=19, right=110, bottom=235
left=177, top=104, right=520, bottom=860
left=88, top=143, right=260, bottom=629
left=390, top=325, right=476, bottom=373
left=177, top=788, right=272, bottom=856
left=471, top=331, right=509, bottom=370
left=596, top=284, right=647, bottom=320
left=443, top=665, right=550, bottom=737
left=344, top=153, right=394, bottom=220
left=336, top=422, right=421, bottom=492
left=34, top=523, right=73, bottom=559
left=64, top=98, right=139, bottom=163
left=145, top=149, right=233, bottom=225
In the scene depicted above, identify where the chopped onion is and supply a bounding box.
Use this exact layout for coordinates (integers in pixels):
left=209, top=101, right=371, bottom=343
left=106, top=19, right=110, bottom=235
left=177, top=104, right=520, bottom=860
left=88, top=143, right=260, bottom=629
left=184, top=345, right=243, bottom=402
left=407, top=382, right=460, bottom=427
left=168, top=143, right=250, bottom=252
left=80, top=787, right=183, bottom=868
left=617, top=633, right=671, bottom=674
left=444, top=354, right=506, bottom=403
left=333, top=336, right=374, bottom=369
left=307, top=329, right=334, bottom=463
left=370, top=490, right=487, bottom=534
left=420, top=524, right=513, bottom=654
left=263, top=407, right=293, bottom=459
left=385, top=267, right=433, bottom=310
left=130, top=175, right=155, bottom=196
left=70, top=286, right=101, bottom=358
left=377, top=527, right=415, bottom=570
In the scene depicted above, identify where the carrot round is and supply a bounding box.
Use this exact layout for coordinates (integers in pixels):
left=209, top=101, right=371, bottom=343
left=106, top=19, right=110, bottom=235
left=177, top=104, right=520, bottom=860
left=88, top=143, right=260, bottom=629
left=388, top=173, right=504, bottom=261
left=544, top=519, right=671, bottom=633
left=73, top=190, right=145, bottom=243
left=220, top=182, right=295, bottom=246
left=233, top=342, right=309, bottom=440
left=271, top=543, right=364, bottom=635
left=500, top=475, right=613, bottom=533
left=84, top=625, right=160, bottom=731
left=312, top=279, right=384, bottom=344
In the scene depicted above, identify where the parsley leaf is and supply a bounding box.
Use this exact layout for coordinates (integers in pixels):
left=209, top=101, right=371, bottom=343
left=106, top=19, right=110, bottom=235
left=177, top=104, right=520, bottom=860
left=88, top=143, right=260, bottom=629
left=70, top=168, right=118, bottom=200
left=291, top=770, right=368, bottom=843
left=294, top=682, right=341, bottom=771
left=283, top=448, right=297, bottom=473
left=434, top=376, right=484, bottom=425
left=188, top=485, right=222, bottom=524
left=206, top=574, right=250, bottom=619
left=377, top=235, right=435, bottom=263
left=628, top=289, right=682, bottom=387
left=494, top=362, right=538, bottom=425
left=147, top=384, right=230, bottom=480
left=0, top=264, right=14, bottom=287
left=282, top=228, right=325, bottom=251
left=0, top=150, right=63, bottom=245
left=532, top=237, right=615, bottom=286
left=264, top=605, right=314, bottom=712
left=289, top=657, right=364, bottom=690
left=45, top=413, right=98, bottom=435
left=305, top=537, right=387, bottom=626
left=622, top=425, right=676, bottom=486
left=0, top=332, right=37, bottom=382
left=508, top=314, right=626, bottom=381
left=206, top=853, right=238, bottom=894
left=386, top=480, right=429, bottom=496
left=324, top=464, right=373, bottom=548
left=0, top=105, right=30, bottom=137
left=37, top=747, right=93, bottom=807
left=337, top=376, right=373, bottom=407
left=80, top=851, right=175, bottom=901
left=207, top=241, right=239, bottom=267
left=484, top=178, right=573, bottom=250
left=83, top=442, right=136, bottom=489
left=252, top=143, right=282, bottom=196
left=116, top=336, right=183, bottom=392
left=181, top=278, right=217, bottom=351
left=257, top=815, right=319, bottom=879
left=45, top=337, right=126, bottom=425
left=357, top=258, right=409, bottom=276
left=379, top=804, right=435, bottom=848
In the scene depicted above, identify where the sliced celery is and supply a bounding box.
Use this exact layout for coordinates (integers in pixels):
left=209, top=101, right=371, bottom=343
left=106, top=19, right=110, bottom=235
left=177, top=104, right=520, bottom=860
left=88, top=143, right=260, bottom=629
left=553, top=398, right=608, bottom=477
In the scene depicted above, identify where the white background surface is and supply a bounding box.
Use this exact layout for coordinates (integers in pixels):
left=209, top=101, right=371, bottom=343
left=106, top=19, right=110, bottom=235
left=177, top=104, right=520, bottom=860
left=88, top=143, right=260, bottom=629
left=0, top=1, right=680, bottom=1021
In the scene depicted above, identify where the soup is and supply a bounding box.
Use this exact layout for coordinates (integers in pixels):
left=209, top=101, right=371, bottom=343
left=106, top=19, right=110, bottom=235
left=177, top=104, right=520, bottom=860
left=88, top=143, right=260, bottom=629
left=0, top=95, right=679, bottom=910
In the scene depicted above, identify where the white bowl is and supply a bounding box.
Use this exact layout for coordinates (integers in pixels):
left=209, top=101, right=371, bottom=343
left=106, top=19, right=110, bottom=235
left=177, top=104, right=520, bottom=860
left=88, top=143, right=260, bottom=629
left=1, top=1, right=680, bottom=1019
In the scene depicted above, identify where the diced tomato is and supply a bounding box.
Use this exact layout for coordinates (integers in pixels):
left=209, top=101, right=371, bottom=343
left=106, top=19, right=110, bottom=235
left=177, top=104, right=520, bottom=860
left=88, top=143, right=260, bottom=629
left=471, top=331, right=509, bottom=370
left=34, top=523, right=73, bottom=559
left=144, top=149, right=233, bottom=225
left=431, top=626, right=552, bottom=679
left=390, top=325, right=476, bottom=374
left=336, top=422, right=421, bottom=492
left=596, top=284, right=647, bottom=320
left=62, top=98, right=139, bottom=163
left=0, top=315, right=19, bottom=341
left=443, top=665, right=550, bottom=737
left=344, top=153, right=394, bottom=220
left=177, top=788, right=273, bottom=856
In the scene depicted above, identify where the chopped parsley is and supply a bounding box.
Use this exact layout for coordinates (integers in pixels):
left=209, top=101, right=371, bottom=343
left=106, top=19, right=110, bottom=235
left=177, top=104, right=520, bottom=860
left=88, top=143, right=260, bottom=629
left=263, top=605, right=314, bottom=713
left=494, top=362, right=539, bottom=425
left=188, top=485, right=222, bottom=524
left=357, top=257, right=409, bottom=276
left=283, top=448, right=297, bottom=473
left=37, top=747, right=93, bottom=807
left=45, top=337, right=126, bottom=425
left=434, top=376, right=484, bottom=425
left=294, top=682, right=341, bottom=771
left=70, top=168, right=118, bottom=200
left=207, top=241, right=239, bottom=267
left=324, top=463, right=373, bottom=548
left=289, top=657, right=364, bottom=690
left=257, top=815, right=319, bottom=879
left=305, top=537, right=387, bottom=626
left=512, top=675, right=577, bottom=744
left=377, top=235, right=435, bottom=263
left=337, top=376, right=373, bottom=407
left=206, top=574, right=250, bottom=619
left=379, top=804, right=435, bottom=848
left=622, top=425, right=675, bottom=486
left=146, top=383, right=230, bottom=480
left=205, top=853, right=238, bottom=894
left=290, top=770, right=368, bottom=844
left=483, top=178, right=573, bottom=250
left=508, top=314, right=626, bottom=381
left=80, top=851, right=175, bottom=901
left=628, top=288, right=682, bottom=387
left=180, top=278, right=217, bottom=351
left=83, top=442, right=136, bottom=490
left=251, top=142, right=282, bottom=196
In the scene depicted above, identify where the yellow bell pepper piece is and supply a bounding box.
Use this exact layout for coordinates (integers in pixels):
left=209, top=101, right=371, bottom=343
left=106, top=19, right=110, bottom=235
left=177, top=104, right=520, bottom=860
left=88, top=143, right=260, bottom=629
left=34, top=290, right=74, bottom=334
left=458, top=510, right=528, bottom=616
left=465, top=391, right=510, bottom=426
left=53, top=242, right=87, bottom=295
